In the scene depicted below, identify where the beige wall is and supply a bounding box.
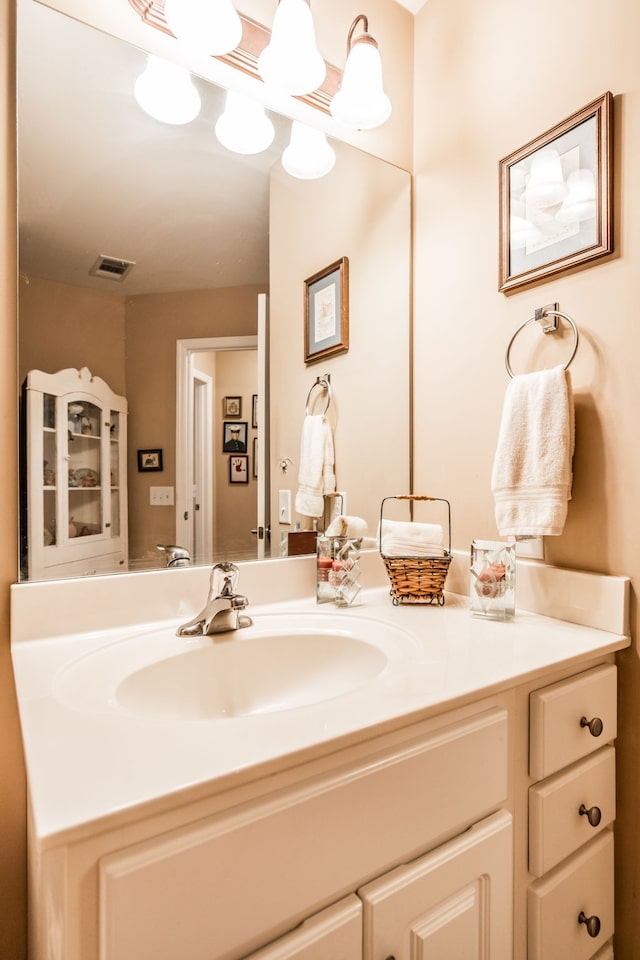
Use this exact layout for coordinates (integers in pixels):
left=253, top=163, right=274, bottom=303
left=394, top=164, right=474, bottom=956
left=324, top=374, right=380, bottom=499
left=125, top=286, right=262, bottom=561
left=413, top=0, right=640, bottom=953
left=1, top=2, right=26, bottom=956
left=269, top=138, right=411, bottom=544
left=19, top=275, right=126, bottom=392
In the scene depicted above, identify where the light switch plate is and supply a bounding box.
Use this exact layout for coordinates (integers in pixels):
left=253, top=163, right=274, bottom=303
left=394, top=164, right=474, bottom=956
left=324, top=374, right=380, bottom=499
left=150, top=486, right=174, bottom=506
left=279, top=489, right=291, bottom=525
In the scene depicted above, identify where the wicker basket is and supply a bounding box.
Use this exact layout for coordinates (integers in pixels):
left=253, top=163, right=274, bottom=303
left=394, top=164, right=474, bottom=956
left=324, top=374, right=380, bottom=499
left=379, top=495, right=452, bottom=606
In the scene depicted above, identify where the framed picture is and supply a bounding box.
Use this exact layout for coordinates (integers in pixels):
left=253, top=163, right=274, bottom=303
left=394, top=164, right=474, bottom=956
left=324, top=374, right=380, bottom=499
left=253, top=436, right=258, bottom=478
left=223, top=396, right=242, bottom=417
left=251, top=393, right=258, bottom=429
left=137, top=448, right=163, bottom=472
left=304, top=256, right=349, bottom=364
left=222, top=420, right=248, bottom=452
left=229, top=455, right=248, bottom=484
left=499, top=92, right=613, bottom=293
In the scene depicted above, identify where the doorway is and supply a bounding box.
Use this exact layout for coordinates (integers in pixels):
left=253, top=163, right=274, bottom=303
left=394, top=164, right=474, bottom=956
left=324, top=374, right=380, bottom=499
left=175, top=332, right=265, bottom=563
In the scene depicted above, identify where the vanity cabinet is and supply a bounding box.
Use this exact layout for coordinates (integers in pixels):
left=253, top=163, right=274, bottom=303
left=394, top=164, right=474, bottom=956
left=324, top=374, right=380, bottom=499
left=96, top=705, right=510, bottom=960
left=25, top=654, right=621, bottom=960
left=527, top=664, right=617, bottom=960
left=22, top=366, right=128, bottom=579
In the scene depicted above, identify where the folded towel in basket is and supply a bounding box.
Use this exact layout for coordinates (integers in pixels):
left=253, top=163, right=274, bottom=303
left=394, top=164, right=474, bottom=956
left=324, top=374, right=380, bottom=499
left=380, top=520, right=445, bottom=558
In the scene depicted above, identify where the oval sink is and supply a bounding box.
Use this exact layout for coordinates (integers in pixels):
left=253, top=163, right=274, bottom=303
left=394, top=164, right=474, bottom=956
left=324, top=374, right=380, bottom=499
left=116, top=630, right=387, bottom=720
left=54, top=613, right=419, bottom=722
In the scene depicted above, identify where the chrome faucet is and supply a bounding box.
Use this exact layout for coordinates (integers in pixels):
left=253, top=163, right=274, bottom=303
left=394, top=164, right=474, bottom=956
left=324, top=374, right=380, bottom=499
left=157, top=543, right=191, bottom=568
left=177, top=562, right=252, bottom=637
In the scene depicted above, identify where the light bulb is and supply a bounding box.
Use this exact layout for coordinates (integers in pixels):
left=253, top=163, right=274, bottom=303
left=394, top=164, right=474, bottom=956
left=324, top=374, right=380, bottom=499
left=134, top=55, right=201, bottom=125
left=281, top=121, right=335, bottom=180
left=258, top=0, right=326, bottom=96
left=164, top=0, right=242, bottom=57
left=215, top=91, right=275, bottom=155
left=330, top=34, right=391, bottom=130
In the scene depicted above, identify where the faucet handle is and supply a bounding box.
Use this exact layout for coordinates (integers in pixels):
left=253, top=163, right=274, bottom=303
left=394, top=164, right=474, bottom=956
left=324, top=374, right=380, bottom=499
left=209, top=561, right=240, bottom=599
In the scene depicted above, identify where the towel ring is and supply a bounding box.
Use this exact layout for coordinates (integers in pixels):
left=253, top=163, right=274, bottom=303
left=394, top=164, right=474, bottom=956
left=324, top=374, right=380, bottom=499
left=305, top=375, right=332, bottom=416
left=505, top=309, right=579, bottom=378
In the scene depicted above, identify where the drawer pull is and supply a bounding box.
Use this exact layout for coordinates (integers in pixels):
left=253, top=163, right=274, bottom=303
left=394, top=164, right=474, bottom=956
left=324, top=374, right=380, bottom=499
left=578, top=911, right=601, bottom=938
left=580, top=715, right=604, bottom=737
left=579, top=803, right=602, bottom=827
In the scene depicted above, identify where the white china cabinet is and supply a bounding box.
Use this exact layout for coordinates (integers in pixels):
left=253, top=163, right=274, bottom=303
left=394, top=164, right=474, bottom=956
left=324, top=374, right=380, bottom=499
left=22, top=366, right=128, bottom=579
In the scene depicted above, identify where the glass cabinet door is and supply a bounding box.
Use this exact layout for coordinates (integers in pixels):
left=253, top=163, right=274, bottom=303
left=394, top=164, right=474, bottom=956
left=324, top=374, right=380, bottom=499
left=109, top=410, right=121, bottom=539
left=42, top=392, right=57, bottom=548
left=66, top=398, right=102, bottom=540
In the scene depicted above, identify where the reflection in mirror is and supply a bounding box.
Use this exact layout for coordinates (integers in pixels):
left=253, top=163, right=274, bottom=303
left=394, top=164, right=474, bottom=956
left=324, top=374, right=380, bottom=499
left=17, top=0, right=411, bottom=582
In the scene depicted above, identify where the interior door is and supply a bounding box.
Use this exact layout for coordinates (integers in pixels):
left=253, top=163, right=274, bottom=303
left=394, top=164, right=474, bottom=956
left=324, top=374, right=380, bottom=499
left=255, top=293, right=269, bottom=559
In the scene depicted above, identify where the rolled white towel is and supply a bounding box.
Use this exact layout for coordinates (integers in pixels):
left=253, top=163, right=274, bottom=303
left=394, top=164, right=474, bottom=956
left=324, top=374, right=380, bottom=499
left=325, top=515, right=368, bottom=539
left=380, top=520, right=445, bottom=558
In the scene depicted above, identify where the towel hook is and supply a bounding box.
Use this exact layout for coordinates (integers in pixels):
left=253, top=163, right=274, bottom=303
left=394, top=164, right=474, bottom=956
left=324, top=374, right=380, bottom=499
left=305, top=374, right=332, bottom=416
left=505, top=306, right=579, bottom=378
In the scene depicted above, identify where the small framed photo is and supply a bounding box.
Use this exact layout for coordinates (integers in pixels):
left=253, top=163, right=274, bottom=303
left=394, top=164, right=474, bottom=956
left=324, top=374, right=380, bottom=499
left=253, top=436, right=258, bottom=478
left=499, top=92, right=613, bottom=292
left=304, top=256, right=349, bottom=365
left=137, top=448, right=163, bottom=472
left=222, top=421, right=248, bottom=452
left=223, top=396, right=242, bottom=418
left=229, top=455, right=249, bottom=484
left=252, top=393, right=258, bottom=429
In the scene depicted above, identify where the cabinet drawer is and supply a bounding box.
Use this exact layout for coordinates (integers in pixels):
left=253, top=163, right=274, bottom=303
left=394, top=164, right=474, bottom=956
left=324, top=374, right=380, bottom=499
left=529, top=664, right=617, bottom=780
left=529, top=746, right=615, bottom=876
left=528, top=830, right=614, bottom=960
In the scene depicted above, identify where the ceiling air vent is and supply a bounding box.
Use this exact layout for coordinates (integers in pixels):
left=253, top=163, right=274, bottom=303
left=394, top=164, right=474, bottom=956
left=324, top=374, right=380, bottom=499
left=89, top=255, right=136, bottom=282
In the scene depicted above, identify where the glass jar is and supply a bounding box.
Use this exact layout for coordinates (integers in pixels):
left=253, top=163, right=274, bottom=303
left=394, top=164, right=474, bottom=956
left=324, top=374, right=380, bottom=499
left=470, top=539, right=516, bottom=621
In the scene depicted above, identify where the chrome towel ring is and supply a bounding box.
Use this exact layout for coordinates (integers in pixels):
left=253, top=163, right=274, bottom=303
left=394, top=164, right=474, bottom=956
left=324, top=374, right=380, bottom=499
left=505, top=307, right=579, bottom=378
left=305, top=374, right=332, bottom=416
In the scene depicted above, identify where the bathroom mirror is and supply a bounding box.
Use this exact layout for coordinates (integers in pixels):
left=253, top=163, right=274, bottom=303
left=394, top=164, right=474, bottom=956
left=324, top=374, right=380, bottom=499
left=17, top=0, right=411, bottom=581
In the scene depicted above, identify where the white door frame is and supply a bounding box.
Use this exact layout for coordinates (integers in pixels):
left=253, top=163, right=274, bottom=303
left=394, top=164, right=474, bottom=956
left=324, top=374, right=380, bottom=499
left=192, top=368, right=213, bottom=561
left=176, top=335, right=258, bottom=558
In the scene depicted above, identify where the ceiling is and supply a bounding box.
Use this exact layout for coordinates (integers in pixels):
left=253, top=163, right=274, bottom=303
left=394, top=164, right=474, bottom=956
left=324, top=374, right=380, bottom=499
left=17, top=1, right=287, bottom=296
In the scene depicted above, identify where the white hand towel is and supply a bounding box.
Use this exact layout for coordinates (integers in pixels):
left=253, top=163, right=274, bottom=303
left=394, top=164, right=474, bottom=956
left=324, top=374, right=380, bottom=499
left=295, top=415, right=336, bottom=518
left=380, top=520, right=445, bottom=558
left=491, top=365, right=575, bottom=537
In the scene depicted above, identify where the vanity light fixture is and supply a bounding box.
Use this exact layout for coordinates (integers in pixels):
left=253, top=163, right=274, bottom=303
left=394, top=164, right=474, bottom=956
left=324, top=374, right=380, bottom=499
left=133, top=54, right=201, bottom=125
left=330, top=14, right=391, bottom=130
left=163, top=0, right=243, bottom=57
left=281, top=120, right=336, bottom=179
left=215, top=90, right=275, bottom=155
left=257, top=0, right=326, bottom=96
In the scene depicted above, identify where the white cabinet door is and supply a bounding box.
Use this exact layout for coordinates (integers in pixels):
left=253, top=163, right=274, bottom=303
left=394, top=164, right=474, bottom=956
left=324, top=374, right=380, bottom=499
left=242, top=896, right=362, bottom=960
left=359, top=811, right=512, bottom=960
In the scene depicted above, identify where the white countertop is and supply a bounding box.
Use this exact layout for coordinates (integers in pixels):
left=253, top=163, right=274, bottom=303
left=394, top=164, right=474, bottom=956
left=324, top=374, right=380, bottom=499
left=11, top=582, right=630, bottom=847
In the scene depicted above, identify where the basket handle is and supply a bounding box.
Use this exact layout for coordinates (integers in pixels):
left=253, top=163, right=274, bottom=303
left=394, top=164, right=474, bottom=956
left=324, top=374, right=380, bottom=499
left=379, top=495, right=452, bottom=554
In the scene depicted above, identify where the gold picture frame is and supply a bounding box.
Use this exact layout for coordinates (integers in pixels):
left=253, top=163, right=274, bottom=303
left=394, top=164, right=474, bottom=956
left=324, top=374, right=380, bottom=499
left=304, top=257, right=349, bottom=364
left=499, top=92, right=613, bottom=293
